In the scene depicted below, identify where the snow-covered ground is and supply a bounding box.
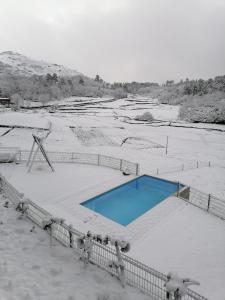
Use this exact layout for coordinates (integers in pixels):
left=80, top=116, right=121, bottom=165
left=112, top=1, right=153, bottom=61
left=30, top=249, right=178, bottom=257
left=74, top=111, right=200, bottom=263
left=0, top=111, right=50, bottom=129
left=165, top=167, right=225, bottom=199
left=131, top=202, right=225, bottom=300
left=0, top=96, right=225, bottom=299
left=0, top=51, right=81, bottom=77
left=0, top=163, right=224, bottom=300
left=0, top=194, right=150, bottom=300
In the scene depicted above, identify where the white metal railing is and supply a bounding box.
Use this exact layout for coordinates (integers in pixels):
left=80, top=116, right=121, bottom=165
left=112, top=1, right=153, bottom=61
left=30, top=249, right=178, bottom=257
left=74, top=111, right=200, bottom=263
left=0, top=174, right=207, bottom=300
left=178, top=186, right=225, bottom=220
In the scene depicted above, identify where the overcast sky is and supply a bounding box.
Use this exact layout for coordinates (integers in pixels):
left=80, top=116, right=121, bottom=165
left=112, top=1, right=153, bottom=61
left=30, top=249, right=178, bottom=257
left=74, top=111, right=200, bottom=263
left=0, top=0, right=224, bottom=83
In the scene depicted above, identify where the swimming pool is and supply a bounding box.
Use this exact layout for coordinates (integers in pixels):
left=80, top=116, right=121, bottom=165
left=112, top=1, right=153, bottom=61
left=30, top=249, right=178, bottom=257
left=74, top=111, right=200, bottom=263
left=81, top=175, right=181, bottom=226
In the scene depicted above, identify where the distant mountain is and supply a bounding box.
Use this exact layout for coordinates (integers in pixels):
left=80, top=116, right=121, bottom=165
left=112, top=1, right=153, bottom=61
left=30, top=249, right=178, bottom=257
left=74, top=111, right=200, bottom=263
left=0, top=51, right=81, bottom=77
left=0, top=51, right=128, bottom=101
left=0, top=51, right=117, bottom=101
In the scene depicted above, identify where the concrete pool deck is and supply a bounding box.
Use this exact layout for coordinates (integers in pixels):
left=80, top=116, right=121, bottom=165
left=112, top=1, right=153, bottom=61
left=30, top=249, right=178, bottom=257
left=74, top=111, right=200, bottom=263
left=0, top=162, right=184, bottom=240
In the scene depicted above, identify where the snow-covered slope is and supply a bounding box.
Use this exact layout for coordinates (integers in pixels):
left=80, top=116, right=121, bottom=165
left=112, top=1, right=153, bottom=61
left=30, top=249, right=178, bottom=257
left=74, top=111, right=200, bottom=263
left=0, top=51, right=81, bottom=77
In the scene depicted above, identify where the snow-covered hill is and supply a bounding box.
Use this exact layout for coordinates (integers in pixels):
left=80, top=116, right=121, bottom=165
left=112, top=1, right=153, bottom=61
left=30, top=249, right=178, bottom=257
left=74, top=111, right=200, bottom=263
left=0, top=51, right=81, bottom=77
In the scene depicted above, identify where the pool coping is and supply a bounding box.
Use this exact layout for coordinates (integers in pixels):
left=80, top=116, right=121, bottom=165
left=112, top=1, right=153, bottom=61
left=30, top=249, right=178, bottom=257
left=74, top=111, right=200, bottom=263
left=80, top=174, right=186, bottom=226
left=81, top=174, right=184, bottom=205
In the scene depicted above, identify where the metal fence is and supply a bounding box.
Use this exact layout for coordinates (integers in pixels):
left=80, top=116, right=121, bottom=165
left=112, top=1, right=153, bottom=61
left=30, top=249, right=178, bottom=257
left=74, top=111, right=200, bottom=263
left=178, top=186, right=225, bottom=220
left=0, top=174, right=207, bottom=300
left=0, top=147, right=21, bottom=163
left=150, top=160, right=214, bottom=176
left=17, top=150, right=139, bottom=176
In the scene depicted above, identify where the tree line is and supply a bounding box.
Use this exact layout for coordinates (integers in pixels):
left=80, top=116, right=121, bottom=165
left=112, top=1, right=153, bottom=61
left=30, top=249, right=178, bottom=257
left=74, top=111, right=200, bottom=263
left=0, top=65, right=224, bottom=111
left=0, top=72, right=113, bottom=103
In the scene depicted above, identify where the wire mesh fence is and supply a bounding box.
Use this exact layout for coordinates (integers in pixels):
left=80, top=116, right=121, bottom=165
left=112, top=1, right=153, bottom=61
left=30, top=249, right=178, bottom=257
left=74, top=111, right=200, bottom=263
left=0, top=146, right=21, bottom=163
left=0, top=173, right=208, bottom=300
left=18, top=150, right=139, bottom=175
left=149, top=160, right=214, bottom=176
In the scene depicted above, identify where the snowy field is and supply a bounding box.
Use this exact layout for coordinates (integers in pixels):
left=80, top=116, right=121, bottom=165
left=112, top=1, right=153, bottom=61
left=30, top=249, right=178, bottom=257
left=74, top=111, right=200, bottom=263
left=0, top=96, right=225, bottom=300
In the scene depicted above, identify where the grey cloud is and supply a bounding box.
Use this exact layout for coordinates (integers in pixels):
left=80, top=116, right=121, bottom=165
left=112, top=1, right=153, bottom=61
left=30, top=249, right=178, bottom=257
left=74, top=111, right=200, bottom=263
left=0, top=0, right=224, bottom=82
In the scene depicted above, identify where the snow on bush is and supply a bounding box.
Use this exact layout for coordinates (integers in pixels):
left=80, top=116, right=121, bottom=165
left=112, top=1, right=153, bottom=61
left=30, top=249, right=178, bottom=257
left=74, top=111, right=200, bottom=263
left=0, top=153, right=17, bottom=163
left=135, top=111, right=154, bottom=122
left=11, top=93, right=24, bottom=109
left=164, top=272, right=200, bottom=299
left=180, top=105, right=225, bottom=123
left=112, top=88, right=127, bottom=99
left=42, top=216, right=65, bottom=246
left=15, top=199, right=30, bottom=218
left=76, top=231, right=94, bottom=264
left=179, top=92, right=225, bottom=123
left=42, top=216, right=64, bottom=230
left=76, top=232, right=130, bottom=286
left=107, top=236, right=130, bottom=287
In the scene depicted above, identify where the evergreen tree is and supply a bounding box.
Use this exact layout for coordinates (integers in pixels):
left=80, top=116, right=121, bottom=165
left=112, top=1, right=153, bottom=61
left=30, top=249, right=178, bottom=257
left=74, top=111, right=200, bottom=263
left=95, top=74, right=100, bottom=82
left=46, top=73, right=53, bottom=82
left=52, top=73, right=58, bottom=82
left=79, top=77, right=84, bottom=86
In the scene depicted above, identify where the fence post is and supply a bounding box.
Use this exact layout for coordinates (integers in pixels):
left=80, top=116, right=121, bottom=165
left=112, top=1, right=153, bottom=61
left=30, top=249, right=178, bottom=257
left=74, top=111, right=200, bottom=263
left=69, top=226, right=73, bottom=248
left=157, top=168, right=159, bottom=175
left=0, top=175, right=5, bottom=191
left=0, top=175, right=2, bottom=191
left=177, top=182, right=180, bottom=197
left=207, top=194, right=211, bottom=212
left=97, top=154, right=100, bottom=166
left=120, top=159, right=123, bottom=171
left=165, top=136, right=168, bottom=155
left=136, top=164, right=139, bottom=176
left=197, top=161, right=199, bottom=168
left=18, top=150, right=22, bottom=163
left=208, top=161, right=211, bottom=167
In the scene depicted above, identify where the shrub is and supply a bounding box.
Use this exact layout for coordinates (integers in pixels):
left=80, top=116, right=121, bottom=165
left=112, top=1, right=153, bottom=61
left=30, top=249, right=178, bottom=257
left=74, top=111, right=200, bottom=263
left=112, top=88, right=127, bottom=99
left=179, top=92, right=225, bottom=123
left=135, top=111, right=154, bottom=122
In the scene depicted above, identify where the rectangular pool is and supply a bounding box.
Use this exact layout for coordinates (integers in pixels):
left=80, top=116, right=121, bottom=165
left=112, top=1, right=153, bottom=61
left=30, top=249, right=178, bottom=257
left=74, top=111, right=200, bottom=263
left=81, top=175, right=181, bottom=226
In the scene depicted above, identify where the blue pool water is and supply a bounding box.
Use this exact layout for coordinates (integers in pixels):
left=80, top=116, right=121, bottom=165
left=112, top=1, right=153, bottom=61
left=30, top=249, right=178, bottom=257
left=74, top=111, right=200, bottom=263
left=81, top=175, right=180, bottom=226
